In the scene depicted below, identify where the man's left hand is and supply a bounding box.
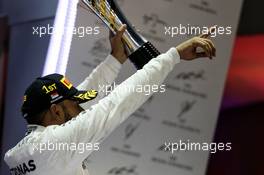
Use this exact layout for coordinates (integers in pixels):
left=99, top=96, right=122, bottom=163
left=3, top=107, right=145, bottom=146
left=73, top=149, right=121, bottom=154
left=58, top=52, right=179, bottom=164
left=110, top=24, right=128, bottom=64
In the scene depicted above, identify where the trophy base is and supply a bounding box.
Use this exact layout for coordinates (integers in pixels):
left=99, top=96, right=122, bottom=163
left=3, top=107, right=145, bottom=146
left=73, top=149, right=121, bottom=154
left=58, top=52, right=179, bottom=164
left=129, top=42, right=161, bottom=69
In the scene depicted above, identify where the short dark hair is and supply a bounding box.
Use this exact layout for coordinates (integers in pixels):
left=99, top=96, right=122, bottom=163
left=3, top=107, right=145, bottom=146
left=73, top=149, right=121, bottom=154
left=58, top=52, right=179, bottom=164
left=25, top=109, right=48, bottom=125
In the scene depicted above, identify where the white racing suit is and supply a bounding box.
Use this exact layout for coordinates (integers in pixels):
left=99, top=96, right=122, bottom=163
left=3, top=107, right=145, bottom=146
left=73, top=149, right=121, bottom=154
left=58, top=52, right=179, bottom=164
left=4, top=48, right=180, bottom=175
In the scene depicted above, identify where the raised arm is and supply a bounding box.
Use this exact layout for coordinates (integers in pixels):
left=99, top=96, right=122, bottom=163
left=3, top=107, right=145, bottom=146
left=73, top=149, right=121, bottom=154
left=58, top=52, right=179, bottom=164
left=48, top=31, right=216, bottom=166
left=76, top=54, right=122, bottom=94
left=77, top=25, right=128, bottom=95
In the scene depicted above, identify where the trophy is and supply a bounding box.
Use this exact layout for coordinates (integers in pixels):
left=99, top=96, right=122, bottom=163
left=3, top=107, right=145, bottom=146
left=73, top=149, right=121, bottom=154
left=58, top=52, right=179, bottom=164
left=81, top=0, right=161, bottom=69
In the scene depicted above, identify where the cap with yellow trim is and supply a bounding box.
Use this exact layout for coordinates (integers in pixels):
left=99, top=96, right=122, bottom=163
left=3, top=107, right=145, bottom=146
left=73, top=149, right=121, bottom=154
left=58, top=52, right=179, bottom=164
left=21, top=73, right=98, bottom=120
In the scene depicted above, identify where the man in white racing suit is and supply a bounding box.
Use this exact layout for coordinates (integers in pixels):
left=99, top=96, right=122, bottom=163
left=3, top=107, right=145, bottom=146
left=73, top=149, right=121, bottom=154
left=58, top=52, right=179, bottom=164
left=4, top=24, right=216, bottom=175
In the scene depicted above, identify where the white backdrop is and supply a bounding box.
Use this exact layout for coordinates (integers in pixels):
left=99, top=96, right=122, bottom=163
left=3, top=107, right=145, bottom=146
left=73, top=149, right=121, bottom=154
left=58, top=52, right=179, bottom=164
left=63, top=0, right=243, bottom=175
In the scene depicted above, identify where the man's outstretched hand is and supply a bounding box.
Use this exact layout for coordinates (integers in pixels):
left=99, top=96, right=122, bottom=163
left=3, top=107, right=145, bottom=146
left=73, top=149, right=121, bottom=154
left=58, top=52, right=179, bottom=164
left=110, top=24, right=128, bottom=64
left=176, top=30, right=216, bottom=60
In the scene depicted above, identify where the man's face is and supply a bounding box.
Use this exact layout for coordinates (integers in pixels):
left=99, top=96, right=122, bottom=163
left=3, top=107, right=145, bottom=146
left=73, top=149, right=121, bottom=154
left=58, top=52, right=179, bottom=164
left=59, top=99, right=85, bottom=122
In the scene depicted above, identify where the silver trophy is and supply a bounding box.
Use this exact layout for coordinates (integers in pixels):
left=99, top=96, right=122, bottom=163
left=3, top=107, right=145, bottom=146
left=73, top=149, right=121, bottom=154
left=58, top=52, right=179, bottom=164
left=82, top=0, right=160, bottom=69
